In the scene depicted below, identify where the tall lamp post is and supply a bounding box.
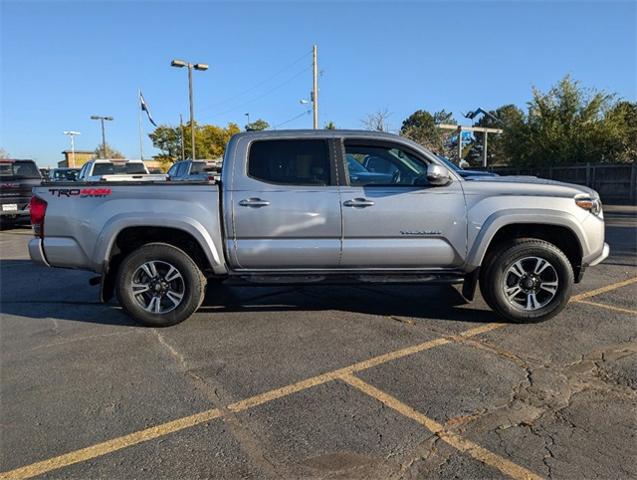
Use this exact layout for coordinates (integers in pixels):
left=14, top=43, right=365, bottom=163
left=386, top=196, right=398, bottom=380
left=90, top=115, right=113, bottom=158
left=63, top=131, right=80, bottom=167
left=171, top=59, right=208, bottom=159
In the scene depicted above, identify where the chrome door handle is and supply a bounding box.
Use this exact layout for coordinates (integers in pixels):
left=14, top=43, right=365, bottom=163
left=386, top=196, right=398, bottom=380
left=343, top=198, right=375, bottom=208
left=239, top=198, right=270, bottom=208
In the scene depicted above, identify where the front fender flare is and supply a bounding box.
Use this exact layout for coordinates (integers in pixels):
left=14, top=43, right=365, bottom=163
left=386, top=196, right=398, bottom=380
left=464, top=209, right=588, bottom=269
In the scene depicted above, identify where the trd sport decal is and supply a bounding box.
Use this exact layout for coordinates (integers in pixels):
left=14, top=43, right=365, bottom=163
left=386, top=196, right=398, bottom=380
left=48, top=188, right=112, bottom=198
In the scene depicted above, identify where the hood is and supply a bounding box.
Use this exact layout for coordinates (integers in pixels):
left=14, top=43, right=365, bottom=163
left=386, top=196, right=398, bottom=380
left=463, top=175, right=597, bottom=198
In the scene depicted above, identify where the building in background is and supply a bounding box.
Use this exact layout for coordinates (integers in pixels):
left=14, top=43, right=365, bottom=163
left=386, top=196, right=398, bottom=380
left=58, top=150, right=94, bottom=168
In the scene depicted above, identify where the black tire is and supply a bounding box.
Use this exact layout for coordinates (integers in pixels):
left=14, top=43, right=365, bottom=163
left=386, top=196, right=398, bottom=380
left=116, top=243, right=205, bottom=327
left=479, top=239, right=574, bottom=323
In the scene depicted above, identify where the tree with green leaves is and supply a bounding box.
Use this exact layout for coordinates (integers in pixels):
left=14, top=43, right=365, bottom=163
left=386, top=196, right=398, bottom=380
left=503, top=75, right=633, bottom=166
left=467, top=104, right=524, bottom=166
left=245, top=119, right=269, bottom=131
left=324, top=121, right=337, bottom=130
left=149, top=121, right=240, bottom=161
left=148, top=125, right=182, bottom=159
left=94, top=143, right=124, bottom=159
left=400, top=109, right=457, bottom=154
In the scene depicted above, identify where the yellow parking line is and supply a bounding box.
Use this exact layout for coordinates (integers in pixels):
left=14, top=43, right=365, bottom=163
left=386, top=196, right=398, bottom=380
left=0, top=323, right=501, bottom=480
left=3, top=275, right=629, bottom=480
left=571, top=276, right=637, bottom=302
left=574, top=299, right=637, bottom=315
left=0, top=409, right=222, bottom=480
left=340, top=373, right=543, bottom=480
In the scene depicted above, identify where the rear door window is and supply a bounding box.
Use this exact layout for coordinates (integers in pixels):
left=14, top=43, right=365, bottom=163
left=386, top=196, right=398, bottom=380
left=248, top=140, right=330, bottom=186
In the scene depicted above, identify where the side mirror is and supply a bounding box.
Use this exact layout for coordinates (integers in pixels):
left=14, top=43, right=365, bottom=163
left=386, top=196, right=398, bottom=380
left=426, top=164, right=452, bottom=186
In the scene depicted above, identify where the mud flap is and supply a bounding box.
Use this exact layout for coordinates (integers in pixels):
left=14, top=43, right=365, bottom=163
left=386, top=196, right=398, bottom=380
left=462, top=269, right=479, bottom=302
left=99, top=263, right=115, bottom=303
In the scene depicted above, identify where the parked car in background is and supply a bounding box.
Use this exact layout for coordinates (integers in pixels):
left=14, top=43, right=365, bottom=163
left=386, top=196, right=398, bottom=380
left=167, top=160, right=220, bottom=182
left=30, top=130, right=608, bottom=327
left=0, top=159, right=41, bottom=225
left=437, top=155, right=499, bottom=179
left=50, top=167, right=80, bottom=182
left=39, top=168, right=50, bottom=180
left=346, top=154, right=394, bottom=185
left=77, top=159, right=165, bottom=182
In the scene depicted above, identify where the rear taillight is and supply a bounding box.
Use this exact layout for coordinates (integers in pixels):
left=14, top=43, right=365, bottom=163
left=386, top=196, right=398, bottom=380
left=30, top=196, right=47, bottom=238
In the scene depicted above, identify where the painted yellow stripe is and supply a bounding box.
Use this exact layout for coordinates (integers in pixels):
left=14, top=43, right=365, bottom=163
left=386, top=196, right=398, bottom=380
left=0, top=409, right=222, bottom=480
left=227, top=323, right=503, bottom=413
left=571, top=276, right=637, bottom=302
left=574, top=299, right=637, bottom=315
left=0, top=323, right=501, bottom=480
left=340, top=373, right=543, bottom=480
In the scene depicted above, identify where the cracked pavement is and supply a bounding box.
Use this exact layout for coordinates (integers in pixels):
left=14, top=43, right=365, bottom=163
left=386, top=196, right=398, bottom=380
left=1, top=206, right=635, bottom=479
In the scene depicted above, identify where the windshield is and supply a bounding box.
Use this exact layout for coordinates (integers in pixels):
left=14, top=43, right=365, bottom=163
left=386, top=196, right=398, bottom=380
left=436, top=155, right=461, bottom=172
left=93, top=162, right=147, bottom=176
left=0, top=161, right=41, bottom=179
left=346, top=155, right=368, bottom=173
left=53, top=169, right=79, bottom=181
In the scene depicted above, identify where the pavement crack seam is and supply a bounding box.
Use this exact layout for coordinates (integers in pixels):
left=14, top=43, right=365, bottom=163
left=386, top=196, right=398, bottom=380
left=338, top=372, right=543, bottom=480
left=148, top=329, right=283, bottom=480
left=0, top=322, right=503, bottom=480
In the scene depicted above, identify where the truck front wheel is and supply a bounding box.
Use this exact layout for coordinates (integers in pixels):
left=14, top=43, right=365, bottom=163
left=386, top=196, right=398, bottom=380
left=116, top=243, right=206, bottom=327
left=480, top=239, right=574, bottom=323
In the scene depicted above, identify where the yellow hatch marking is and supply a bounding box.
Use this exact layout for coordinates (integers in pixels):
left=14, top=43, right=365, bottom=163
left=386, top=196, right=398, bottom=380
left=340, top=373, right=543, bottom=480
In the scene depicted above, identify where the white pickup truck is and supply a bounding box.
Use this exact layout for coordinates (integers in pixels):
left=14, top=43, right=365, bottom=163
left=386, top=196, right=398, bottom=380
left=29, top=130, right=608, bottom=327
left=77, top=159, right=166, bottom=182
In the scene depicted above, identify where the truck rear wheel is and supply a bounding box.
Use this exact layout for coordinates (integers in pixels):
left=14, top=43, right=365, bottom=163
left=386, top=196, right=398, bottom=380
left=116, top=243, right=205, bottom=327
left=480, top=239, right=573, bottom=323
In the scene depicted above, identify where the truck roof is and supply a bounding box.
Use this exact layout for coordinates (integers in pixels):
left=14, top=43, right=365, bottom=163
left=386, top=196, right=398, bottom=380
left=232, top=129, right=404, bottom=141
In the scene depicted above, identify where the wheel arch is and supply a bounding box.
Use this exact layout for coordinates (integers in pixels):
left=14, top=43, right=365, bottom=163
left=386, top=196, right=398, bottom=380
left=467, top=211, right=586, bottom=282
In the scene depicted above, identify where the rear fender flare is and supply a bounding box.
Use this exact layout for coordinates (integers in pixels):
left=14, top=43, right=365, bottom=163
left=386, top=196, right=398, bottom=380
left=93, top=213, right=225, bottom=274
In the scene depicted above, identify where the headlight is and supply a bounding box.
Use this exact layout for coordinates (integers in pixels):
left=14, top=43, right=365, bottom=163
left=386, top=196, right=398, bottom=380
left=575, top=196, right=602, bottom=216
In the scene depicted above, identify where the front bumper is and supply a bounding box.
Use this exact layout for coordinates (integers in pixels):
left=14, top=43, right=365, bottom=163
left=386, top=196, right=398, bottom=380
left=588, top=242, right=610, bottom=267
left=28, top=238, right=50, bottom=267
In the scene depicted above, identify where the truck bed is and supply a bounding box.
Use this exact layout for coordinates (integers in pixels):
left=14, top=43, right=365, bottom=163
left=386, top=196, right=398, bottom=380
left=32, top=181, right=224, bottom=273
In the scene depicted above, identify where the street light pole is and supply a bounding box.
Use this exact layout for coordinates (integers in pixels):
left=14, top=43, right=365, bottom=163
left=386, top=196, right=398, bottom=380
left=171, top=59, right=208, bottom=160
left=90, top=115, right=113, bottom=158
left=63, top=131, right=80, bottom=167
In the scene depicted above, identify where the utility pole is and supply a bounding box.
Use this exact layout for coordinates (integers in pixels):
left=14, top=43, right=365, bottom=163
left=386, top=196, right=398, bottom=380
left=63, top=131, right=80, bottom=167
left=137, top=90, right=144, bottom=160
left=90, top=115, right=113, bottom=158
left=312, top=44, right=318, bottom=129
left=179, top=114, right=186, bottom=161
left=171, top=59, right=208, bottom=159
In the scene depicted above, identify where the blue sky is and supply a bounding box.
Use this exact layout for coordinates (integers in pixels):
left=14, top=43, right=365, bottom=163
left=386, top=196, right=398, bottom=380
left=1, top=1, right=635, bottom=167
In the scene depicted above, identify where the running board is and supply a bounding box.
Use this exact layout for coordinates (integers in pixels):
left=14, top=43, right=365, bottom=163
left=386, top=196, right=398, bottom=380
left=224, top=272, right=465, bottom=287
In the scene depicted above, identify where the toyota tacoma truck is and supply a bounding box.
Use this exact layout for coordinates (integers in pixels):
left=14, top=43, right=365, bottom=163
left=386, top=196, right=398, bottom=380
left=28, top=130, right=609, bottom=327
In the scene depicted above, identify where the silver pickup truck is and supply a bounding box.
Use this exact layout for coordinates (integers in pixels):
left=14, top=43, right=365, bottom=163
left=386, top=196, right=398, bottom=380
left=29, top=130, right=609, bottom=327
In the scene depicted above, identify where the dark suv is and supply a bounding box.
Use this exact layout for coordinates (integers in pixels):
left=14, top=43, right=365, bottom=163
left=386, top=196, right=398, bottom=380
left=0, top=159, right=42, bottom=226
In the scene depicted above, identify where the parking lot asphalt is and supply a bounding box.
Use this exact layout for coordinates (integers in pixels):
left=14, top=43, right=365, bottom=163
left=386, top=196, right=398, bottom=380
left=1, top=207, right=635, bottom=480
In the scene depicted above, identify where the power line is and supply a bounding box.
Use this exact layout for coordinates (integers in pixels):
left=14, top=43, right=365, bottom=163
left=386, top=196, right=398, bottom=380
left=198, top=50, right=312, bottom=113
left=274, top=109, right=311, bottom=129
left=203, top=66, right=310, bottom=119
